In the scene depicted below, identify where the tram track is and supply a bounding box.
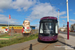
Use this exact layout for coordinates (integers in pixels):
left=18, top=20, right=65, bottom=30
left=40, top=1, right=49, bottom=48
left=21, top=42, right=40, bottom=50
left=42, top=44, right=52, bottom=50
left=21, top=42, right=52, bottom=50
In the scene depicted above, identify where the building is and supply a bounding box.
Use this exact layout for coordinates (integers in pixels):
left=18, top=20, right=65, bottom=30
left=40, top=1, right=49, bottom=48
left=59, top=27, right=66, bottom=32
left=0, top=24, right=35, bottom=33
left=70, top=24, right=75, bottom=32
left=59, top=27, right=71, bottom=32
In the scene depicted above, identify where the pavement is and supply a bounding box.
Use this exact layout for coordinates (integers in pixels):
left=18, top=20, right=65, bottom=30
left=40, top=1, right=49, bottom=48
left=0, top=33, right=75, bottom=50
left=60, top=31, right=75, bottom=36
left=59, top=33, right=75, bottom=50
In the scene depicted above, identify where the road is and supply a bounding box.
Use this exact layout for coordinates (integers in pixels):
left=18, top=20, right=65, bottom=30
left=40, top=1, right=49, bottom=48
left=60, top=31, right=75, bottom=36
left=0, top=35, right=66, bottom=50
left=0, top=32, right=74, bottom=50
left=21, top=35, right=65, bottom=50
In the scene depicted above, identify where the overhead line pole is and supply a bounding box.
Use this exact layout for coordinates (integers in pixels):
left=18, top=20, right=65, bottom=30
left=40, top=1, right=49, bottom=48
left=58, top=9, right=60, bottom=33
left=58, top=9, right=60, bottom=28
left=66, top=0, right=69, bottom=40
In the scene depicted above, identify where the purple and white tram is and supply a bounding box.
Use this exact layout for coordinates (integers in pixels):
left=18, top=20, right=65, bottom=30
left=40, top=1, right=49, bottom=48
left=38, top=16, right=58, bottom=42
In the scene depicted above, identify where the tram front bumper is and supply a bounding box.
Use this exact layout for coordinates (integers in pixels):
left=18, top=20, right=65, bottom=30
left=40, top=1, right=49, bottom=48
left=38, top=35, right=58, bottom=41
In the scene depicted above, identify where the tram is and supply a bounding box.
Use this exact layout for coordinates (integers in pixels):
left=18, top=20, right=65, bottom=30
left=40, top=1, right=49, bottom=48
left=38, top=16, right=58, bottom=42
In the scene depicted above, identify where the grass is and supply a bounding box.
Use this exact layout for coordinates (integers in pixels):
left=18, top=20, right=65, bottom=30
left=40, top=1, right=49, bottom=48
left=0, top=34, right=9, bottom=38
left=0, top=33, right=22, bottom=38
left=0, top=33, right=38, bottom=48
left=1, top=36, right=12, bottom=38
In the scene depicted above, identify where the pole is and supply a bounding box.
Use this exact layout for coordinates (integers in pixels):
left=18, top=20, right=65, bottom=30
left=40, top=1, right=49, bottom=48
left=58, top=9, right=59, bottom=27
left=58, top=9, right=60, bottom=33
left=8, top=15, right=9, bottom=31
left=8, top=15, right=11, bottom=37
left=66, top=0, right=69, bottom=40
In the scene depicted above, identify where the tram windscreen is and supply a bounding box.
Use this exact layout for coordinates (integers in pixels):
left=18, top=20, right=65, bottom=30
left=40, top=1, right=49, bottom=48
left=40, top=23, right=54, bottom=34
left=39, top=19, right=58, bottom=35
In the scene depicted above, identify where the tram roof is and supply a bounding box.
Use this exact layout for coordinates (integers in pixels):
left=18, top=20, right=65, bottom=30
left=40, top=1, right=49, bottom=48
left=41, top=16, right=57, bottom=20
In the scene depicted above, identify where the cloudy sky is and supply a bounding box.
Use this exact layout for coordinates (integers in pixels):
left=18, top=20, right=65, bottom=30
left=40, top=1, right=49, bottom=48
left=0, top=0, right=75, bottom=28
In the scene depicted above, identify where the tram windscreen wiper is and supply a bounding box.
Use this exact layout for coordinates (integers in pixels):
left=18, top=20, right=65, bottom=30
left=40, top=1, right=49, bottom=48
left=45, top=23, right=48, bottom=30
left=44, top=23, right=51, bottom=34
left=43, top=23, right=54, bottom=34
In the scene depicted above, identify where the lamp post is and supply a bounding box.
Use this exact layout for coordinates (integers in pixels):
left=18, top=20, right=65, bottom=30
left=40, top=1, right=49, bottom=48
left=66, top=0, right=69, bottom=40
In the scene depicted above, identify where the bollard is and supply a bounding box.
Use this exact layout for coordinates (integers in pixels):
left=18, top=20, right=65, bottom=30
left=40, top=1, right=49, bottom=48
left=29, top=44, right=32, bottom=50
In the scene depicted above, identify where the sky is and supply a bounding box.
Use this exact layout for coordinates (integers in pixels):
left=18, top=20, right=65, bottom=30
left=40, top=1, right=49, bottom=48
left=0, top=0, right=75, bottom=28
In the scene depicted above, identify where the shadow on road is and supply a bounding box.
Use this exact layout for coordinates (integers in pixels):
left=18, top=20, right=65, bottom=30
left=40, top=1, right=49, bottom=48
left=58, top=40, right=75, bottom=50
left=58, top=35, right=75, bottom=50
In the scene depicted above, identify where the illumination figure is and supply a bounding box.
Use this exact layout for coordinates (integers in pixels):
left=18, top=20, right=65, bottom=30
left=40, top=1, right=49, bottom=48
left=22, top=20, right=31, bottom=36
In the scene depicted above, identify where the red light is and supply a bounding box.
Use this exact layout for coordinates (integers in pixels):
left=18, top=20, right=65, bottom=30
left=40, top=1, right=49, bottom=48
left=40, top=38, right=41, bottom=40
left=52, top=39, right=53, bottom=40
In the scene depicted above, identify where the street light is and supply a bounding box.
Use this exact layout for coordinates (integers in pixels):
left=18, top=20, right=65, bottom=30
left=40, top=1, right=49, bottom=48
left=66, top=0, right=69, bottom=40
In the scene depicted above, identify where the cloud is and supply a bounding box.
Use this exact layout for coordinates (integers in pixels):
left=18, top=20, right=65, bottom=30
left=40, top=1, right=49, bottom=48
left=69, top=9, right=72, bottom=11
left=60, top=19, right=75, bottom=25
left=70, top=19, right=75, bottom=22
left=60, top=20, right=66, bottom=24
left=0, top=0, right=12, bottom=9
left=26, top=3, right=66, bottom=21
left=12, top=0, right=36, bottom=11
left=59, top=11, right=66, bottom=15
left=62, top=20, right=66, bottom=22
left=0, top=14, right=19, bottom=24
left=74, top=13, right=75, bottom=14
left=0, top=0, right=12, bottom=12
left=0, top=9, right=3, bottom=12
left=60, top=16, right=67, bottom=18
left=0, top=0, right=36, bottom=12
left=69, top=19, right=75, bottom=24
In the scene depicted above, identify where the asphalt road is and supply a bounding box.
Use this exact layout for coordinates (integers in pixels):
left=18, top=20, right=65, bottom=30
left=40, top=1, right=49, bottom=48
left=60, top=31, right=75, bottom=36
left=21, top=35, right=66, bottom=50
left=0, top=35, right=66, bottom=50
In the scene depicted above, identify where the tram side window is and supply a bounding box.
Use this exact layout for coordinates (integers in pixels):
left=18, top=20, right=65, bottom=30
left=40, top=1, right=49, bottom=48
left=40, top=23, right=43, bottom=33
left=55, top=23, right=58, bottom=33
